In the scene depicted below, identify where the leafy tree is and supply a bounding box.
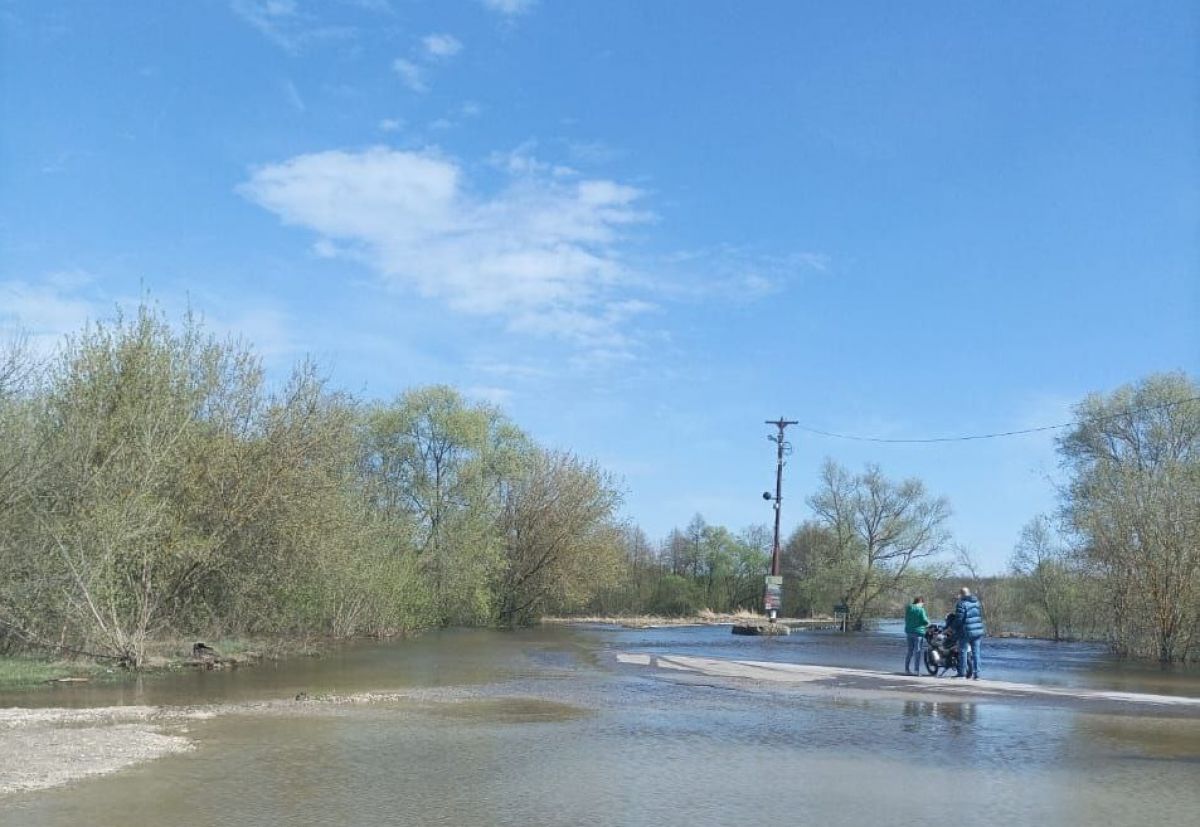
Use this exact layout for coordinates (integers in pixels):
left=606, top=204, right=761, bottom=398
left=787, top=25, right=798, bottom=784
left=1009, top=516, right=1083, bottom=640
left=18, top=307, right=269, bottom=664
left=359, top=386, right=528, bottom=624
left=1058, top=373, right=1200, bottom=661
left=646, top=574, right=703, bottom=617
left=582, top=524, right=661, bottom=616
left=781, top=520, right=854, bottom=618
left=494, top=450, right=622, bottom=625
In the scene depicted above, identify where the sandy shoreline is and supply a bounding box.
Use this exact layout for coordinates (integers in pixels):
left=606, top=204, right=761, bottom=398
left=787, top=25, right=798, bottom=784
left=0, top=705, right=208, bottom=796
left=0, top=688, right=527, bottom=797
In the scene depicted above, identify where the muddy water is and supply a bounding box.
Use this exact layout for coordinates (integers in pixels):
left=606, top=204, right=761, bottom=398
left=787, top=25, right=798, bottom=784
left=3, top=626, right=1199, bottom=826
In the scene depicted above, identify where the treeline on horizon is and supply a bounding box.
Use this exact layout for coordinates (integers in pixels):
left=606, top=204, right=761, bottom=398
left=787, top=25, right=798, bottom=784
left=0, top=305, right=1196, bottom=664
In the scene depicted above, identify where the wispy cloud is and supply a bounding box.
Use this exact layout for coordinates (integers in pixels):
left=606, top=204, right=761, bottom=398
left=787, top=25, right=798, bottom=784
left=490, top=141, right=576, bottom=177
left=205, top=305, right=299, bottom=365
left=421, top=102, right=483, bottom=133
left=283, top=79, right=306, bottom=112
left=422, top=33, right=462, bottom=58
left=481, top=0, right=537, bottom=17
left=466, top=385, right=514, bottom=406
left=0, top=273, right=103, bottom=354
left=392, top=58, right=427, bottom=93
left=340, top=0, right=393, bottom=11
left=230, top=0, right=357, bottom=53
left=394, top=32, right=463, bottom=94
left=471, top=360, right=551, bottom=382
left=566, top=139, right=624, bottom=166
left=0, top=273, right=305, bottom=372
left=240, top=146, right=653, bottom=349
left=656, top=246, right=830, bottom=303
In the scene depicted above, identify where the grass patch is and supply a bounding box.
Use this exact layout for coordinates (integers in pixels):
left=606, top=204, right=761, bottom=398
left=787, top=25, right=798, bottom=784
left=0, top=655, right=103, bottom=691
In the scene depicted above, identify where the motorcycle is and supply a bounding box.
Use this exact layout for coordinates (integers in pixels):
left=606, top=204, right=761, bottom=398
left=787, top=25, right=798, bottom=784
left=923, top=623, right=972, bottom=677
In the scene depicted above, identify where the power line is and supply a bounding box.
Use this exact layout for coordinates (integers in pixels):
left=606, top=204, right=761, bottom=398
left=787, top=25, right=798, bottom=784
left=791, top=395, right=1200, bottom=445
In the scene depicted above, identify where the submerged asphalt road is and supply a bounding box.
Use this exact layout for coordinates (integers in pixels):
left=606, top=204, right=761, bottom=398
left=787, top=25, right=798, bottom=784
left=615, top=652, right=1200, bottom=718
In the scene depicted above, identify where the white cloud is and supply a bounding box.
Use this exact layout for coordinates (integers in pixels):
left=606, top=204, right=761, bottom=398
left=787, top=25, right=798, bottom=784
left=392, top=58, right=427, bottom=93
left=481, top=0, right=536, bottom=16
left=422, top=33, right=462, bottom=58
left=378, top=117, right=404, bottom=132
left=240, top=146, right=653, bottom=347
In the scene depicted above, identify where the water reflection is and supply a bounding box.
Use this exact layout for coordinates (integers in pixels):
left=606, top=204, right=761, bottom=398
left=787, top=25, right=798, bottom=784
left=903, top=699, right=977, bottom=726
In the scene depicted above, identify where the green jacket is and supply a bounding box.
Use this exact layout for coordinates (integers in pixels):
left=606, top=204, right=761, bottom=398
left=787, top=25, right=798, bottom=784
left=904, top=603, right=930, bottom=635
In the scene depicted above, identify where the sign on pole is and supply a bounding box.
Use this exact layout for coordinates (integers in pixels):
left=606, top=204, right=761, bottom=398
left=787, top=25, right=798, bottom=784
left=763, top=575, right=783, bottom=613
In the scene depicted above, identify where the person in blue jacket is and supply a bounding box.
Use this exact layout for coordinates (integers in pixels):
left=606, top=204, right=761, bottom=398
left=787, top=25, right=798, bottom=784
left=953, top=586, right=986, bottom=679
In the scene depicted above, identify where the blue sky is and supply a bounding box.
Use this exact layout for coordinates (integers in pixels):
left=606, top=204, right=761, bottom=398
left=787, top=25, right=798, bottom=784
left=2, top=1, right=1197, bottom=572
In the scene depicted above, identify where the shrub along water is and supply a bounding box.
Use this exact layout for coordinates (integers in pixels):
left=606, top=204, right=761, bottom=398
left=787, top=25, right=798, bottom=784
left=0, top=305, right=624, bottom=667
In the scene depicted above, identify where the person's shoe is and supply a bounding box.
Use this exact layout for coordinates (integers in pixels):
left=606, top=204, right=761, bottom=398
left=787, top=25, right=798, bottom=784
left=972, top=675, right=980, bottom=680
left=950, top=674, right=965, bottom=679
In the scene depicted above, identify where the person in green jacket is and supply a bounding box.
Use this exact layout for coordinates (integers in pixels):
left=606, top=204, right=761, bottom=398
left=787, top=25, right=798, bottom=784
left=904, top=596, right=930, bottom=675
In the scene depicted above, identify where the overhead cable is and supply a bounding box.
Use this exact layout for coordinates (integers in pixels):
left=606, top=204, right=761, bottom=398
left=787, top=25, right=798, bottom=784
left=791, top=395, right=1200, bottom=444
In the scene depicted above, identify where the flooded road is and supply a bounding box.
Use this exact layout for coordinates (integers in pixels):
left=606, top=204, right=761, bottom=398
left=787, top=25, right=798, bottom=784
left=3, top=625, right=1198, bottom=826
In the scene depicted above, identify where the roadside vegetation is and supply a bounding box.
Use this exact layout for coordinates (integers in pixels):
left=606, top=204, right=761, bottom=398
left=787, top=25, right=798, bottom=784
left=0, top=305, right=1195, bottom=668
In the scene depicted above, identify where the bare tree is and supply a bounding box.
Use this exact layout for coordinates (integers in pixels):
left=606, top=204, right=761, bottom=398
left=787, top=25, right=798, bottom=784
left=809, top=460, right=952, bottom=630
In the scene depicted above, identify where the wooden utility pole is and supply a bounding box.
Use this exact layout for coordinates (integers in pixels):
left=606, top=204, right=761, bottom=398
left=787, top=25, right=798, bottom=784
left=768, top=420, right=796, bottom=573
left=763, top=418, right=797, bottom=621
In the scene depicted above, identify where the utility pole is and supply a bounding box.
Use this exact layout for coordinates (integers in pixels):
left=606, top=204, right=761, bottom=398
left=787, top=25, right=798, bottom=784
left=762, top=418, right=797, bottom=621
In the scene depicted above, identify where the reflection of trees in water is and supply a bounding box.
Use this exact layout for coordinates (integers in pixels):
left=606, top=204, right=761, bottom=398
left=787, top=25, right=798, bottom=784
left=903, top=700, right=977, bottom=725
left=1071, top=714, right=1200, bottom=760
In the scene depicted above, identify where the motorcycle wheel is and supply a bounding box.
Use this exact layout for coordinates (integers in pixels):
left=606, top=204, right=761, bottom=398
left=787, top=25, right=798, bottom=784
left=923, top=650, right=939, bottom=675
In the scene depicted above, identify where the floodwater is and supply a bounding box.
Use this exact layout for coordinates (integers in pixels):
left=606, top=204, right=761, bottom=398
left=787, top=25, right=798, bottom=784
left=3, top=625, right=1199, bottom=826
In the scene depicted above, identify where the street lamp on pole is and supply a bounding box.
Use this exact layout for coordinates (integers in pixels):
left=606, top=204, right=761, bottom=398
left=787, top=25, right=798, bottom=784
left=762, top=418, right=797, bottom=621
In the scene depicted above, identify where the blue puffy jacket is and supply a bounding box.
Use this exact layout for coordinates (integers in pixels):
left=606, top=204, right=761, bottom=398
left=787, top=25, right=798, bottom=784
left=954, top=594, right=986, bottom=639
